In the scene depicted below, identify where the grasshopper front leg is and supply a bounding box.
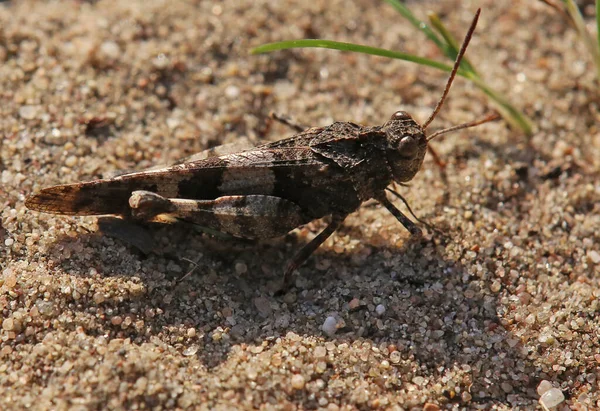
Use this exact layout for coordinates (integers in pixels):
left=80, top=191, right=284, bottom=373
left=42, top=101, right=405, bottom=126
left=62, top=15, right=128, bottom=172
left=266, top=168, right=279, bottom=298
left=375, top=192, right=422, bottom=237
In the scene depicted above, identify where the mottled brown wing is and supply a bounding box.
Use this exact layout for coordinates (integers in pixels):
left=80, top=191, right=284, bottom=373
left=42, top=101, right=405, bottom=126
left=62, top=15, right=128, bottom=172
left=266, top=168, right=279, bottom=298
left=25, top=146, right=362, bottom=219
left=258, top=127, right=325, bottom=149
left=106, top=137, right=256, bottom=179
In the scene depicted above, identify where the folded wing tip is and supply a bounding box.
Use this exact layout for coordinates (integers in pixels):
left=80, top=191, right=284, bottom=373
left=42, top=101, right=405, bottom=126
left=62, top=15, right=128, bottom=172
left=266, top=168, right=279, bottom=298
left=24, top=185, right=82, bottom=215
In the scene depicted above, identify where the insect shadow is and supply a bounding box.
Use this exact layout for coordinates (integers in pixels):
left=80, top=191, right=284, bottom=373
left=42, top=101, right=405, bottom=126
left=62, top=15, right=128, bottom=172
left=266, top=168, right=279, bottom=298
left=42, top=228, right=539, bottom=404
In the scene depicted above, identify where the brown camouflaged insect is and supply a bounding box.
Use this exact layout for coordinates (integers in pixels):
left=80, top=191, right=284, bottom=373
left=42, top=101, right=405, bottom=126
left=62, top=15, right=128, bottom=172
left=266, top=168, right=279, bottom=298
left=26, top=9, right=497, bottom=287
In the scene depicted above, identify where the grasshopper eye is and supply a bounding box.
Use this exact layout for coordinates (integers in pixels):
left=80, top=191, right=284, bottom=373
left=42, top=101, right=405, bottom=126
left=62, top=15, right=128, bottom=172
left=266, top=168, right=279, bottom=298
left=398, top=135, right=418, bottom=157
left=391, top=111, right=411, bottom=121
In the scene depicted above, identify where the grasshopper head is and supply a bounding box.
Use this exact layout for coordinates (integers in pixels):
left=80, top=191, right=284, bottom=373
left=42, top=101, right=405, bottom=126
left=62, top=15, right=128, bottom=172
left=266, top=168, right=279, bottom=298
left=379, top=9, right=485, bottom=184
left=383, top=110, right=428, bottom=183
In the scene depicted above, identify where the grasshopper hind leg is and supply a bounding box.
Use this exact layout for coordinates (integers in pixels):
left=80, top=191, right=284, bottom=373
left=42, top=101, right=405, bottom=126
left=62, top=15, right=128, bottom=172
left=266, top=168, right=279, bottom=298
left=126, top=191, right=348, bottom=289
left=282, top=214, right=347, bottom=289
left=376, top=193, right=422, bottom=237
left=128, top=191, right=308, bottom=239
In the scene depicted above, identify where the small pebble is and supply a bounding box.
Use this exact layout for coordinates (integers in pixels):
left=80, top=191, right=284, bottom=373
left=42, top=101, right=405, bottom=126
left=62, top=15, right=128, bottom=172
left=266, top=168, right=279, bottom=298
left=166, top=117, right=180, bottom=130
left=588, top=250, right=600, bottom=264
left=537, top=380, right=554, bottom=396
left=235, top=262, right=248, bottom=275
left=37, top=301, right=55, bottom=317
left=100, top=41, right=120, bottom=59
left=2, top=318, right=20, bottom=332
left=539, top=388, right=565, bottom=409
left=322, top=316, right=338, bottom=336
left=290, top=374, right=305, bottom=390
left=19, top=105, right=39, bottom=120
left=4, top=273, right=17, bottom=288
left=93, top=293, right=105, bottom=304
left=283, top=292, right=297, bottom=304
left=412, top=376, right=425, bottom=386
left=247, top=369, right=257, bottom=381
left=65, top=155, right=77, bottom=168
left=182, top=345, right=199, bottom=356
left=375, top=304, right=386, bottom=316
left=314, top=346, right=327, bottom=358
left=153, top=53, right=169, bottom=69
left=254, top=296, right=272, bottom=317
left=225, top=85, right=240, bottom=99
left=501, top=382, right=513, bottom=393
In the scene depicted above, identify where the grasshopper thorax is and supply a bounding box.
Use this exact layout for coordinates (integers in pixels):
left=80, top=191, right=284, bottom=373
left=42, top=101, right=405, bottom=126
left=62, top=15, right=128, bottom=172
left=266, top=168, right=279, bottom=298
left=383, top=110, right=428, bottom=183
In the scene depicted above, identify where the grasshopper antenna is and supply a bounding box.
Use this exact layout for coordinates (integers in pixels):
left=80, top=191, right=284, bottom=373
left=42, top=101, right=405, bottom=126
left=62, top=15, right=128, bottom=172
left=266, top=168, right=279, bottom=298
left=422, top=8, right=481, bottom=130
left=427, top=112, right=500, bottom=141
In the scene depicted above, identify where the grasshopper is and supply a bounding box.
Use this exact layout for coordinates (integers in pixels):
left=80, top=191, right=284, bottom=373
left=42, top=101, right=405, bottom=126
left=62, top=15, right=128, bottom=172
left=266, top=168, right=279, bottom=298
left=26, top=9, right=496, bottom=287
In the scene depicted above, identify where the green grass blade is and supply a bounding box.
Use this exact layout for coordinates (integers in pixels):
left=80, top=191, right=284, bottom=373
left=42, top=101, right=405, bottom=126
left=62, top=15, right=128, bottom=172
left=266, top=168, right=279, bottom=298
left=252, top=39, right=533, bottom=135
left=562, top=0, right=600, bottom=81
left=383, top=2, right=532, bottom=134
left=427, top=12, right=478, bottom=76
left=384, top=1, right=531, bottom=133
left=251, top=4, right=534, bottom=136
left=251, top=39, right=461, bottom=74
left=382, top=0, right=450, bottom=54
left=466, top=74, right=533, bottom=135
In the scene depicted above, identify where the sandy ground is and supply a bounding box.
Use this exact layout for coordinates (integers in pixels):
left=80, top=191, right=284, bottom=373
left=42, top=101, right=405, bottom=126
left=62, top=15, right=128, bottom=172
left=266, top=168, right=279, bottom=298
left=1, top=0, right=600, bottom=409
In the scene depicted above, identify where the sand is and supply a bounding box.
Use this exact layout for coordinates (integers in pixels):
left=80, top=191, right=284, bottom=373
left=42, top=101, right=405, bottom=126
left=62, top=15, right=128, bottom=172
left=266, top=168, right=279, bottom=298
left=1, top=0, right=600, bottom=409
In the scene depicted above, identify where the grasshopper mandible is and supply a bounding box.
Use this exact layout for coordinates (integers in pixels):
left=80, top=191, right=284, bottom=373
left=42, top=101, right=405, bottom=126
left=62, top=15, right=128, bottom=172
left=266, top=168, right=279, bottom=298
left=26, top=9, right=496, bottom=286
